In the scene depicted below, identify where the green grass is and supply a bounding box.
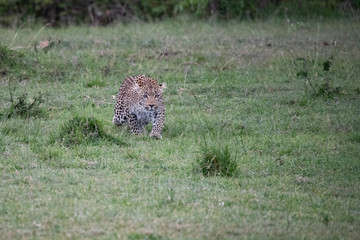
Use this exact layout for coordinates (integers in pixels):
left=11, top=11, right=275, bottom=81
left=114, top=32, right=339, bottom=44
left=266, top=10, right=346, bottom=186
left=1, top=17, right=360, bottom=239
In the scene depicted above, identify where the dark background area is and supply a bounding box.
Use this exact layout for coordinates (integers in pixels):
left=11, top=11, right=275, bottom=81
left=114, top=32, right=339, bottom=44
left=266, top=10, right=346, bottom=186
left=0, top=0, right=359, bottom=26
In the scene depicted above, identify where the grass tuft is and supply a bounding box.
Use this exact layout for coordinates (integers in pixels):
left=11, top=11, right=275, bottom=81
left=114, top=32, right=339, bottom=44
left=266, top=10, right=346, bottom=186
left=0, top=44, right=23, bottom=70
left=197, top=141, right=238, bottom=177
left=58, top=115, right=125, bottom=146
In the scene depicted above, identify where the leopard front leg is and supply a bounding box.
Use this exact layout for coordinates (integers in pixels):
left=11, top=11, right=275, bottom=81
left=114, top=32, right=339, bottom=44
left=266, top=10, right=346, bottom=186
left=150, top=107, right=165, bottom=139
left=128, top=113, right=145, bottom=135
left=113, top=113, right=127, bottom=126
left=113, top=101, right=128, bottom=126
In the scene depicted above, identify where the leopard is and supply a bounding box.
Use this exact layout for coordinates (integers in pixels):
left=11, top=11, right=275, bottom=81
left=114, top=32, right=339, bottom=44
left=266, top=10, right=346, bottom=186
left=113, top=75, right=165, bottom=139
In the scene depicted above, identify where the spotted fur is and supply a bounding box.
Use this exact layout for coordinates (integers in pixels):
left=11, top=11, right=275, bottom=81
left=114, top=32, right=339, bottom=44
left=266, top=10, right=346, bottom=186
left=113, top=75, right=165, bottom=139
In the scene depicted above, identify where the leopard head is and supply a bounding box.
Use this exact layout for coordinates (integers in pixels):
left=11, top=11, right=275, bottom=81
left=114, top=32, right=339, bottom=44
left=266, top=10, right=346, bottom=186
left=133, top=77, right=165, bottom=111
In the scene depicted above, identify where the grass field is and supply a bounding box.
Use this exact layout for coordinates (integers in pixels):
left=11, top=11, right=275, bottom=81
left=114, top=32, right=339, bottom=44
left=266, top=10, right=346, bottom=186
left=1, top=17, right=360, bottom=239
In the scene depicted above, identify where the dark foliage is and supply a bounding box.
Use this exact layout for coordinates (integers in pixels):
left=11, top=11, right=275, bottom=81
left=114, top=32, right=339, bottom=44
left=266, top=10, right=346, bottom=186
left=323, top=56, right=334, bottom=71
left=0, top=0, right=358, bottom=26
left=296, top=55, right=342, bottom=99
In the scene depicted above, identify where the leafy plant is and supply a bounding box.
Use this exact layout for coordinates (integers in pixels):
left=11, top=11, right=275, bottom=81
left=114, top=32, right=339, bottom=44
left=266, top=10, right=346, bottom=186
left=316, top=82, right=342, bottom=98
left=4, top=88, right=45, bottom=118
left=296, top=55, right=341, bottom=98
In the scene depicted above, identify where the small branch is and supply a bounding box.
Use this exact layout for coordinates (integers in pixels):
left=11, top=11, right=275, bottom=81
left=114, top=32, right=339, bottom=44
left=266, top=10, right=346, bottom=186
left=306, top=76, right=317, bottom=95
left=188, top=90, right=204, bottom=111
left=210, top=56, right=237, bottom=86
left=8, top=80, right=14, bottom=105
left=221, top=56, right=237, bottom=71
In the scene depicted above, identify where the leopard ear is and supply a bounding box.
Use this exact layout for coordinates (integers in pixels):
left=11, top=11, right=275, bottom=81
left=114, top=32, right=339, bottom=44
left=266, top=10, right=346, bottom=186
left=159, top=82, right=166, bottom=92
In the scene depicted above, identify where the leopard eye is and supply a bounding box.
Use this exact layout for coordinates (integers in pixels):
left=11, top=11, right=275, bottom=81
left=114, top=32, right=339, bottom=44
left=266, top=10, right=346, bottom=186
left=155, top=94, right=160, bottom=98
left=143, top=94, right=148, bottom=99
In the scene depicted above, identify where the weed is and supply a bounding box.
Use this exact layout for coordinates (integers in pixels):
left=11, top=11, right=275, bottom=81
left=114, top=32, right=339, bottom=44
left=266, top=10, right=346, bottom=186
left=316, top=82, right=342, bottom=98
left=323, top=57, right=333, bottom=71
left=3, top=88, right=45, bottom=119
left=296, top=55, right=342, bottom=98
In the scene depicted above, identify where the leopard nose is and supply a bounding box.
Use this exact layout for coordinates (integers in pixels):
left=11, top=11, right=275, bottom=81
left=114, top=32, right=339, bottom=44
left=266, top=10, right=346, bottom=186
left=149, top=104, right=154, bottom=108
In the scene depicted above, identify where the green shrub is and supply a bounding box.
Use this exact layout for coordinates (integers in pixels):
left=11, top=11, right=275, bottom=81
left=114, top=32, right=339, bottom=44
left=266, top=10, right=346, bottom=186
left=3, top=91, right=46, bottom=119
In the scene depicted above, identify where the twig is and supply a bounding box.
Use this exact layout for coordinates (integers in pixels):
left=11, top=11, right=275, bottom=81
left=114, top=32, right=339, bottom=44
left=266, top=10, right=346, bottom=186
left=221, top=56, right=237, bottom=71
left=28, top=95, right=40, bottom=112
left=306, top=76, right=317, bottom=95
left=314, top=24, right=320, bottom=68
left=8, top=80, right=14, bottom=105
left=210, top=56, right=237, bottom=86
left=188, top=90, right=204, bottom=110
